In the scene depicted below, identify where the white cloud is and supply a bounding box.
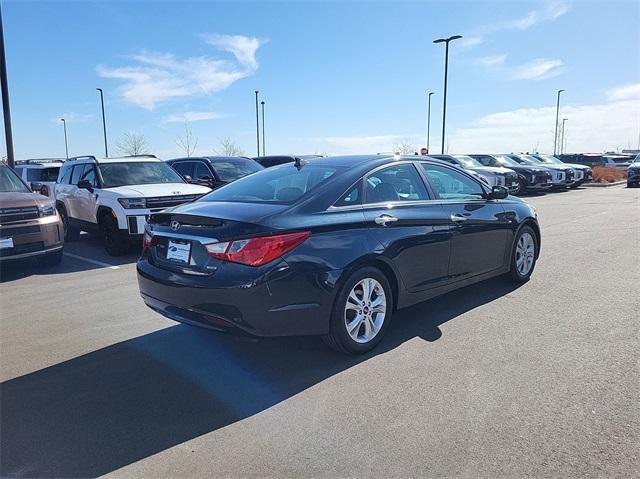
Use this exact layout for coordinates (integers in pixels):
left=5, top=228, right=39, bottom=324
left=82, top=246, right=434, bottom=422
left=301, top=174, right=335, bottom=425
left=163, top=111, right=225, bottom=124
left=460, top=36, right=484, bottom=49
left=201, top=33, right=265, bottom=70
left=510, top=58, right=564, bottom=80
left=97, top=34, right=264, bottom=109
left=52, top=112, right=95, bottom=124
left=607, top=83, right=640, bottom=101
left=506, top=1, right=570, bottom=30
left=449, top=95, right=639, bottom=154
left=476, top=54, right=507, bottom=67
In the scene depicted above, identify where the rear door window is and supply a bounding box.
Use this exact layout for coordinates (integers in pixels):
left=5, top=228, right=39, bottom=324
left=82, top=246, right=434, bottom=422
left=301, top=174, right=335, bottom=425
left=364, top=164, right=429, bottom=204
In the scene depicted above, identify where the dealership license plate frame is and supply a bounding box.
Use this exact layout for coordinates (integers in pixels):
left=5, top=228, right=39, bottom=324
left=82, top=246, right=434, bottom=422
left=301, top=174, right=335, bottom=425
left=166, top=239, right=191, bottom=263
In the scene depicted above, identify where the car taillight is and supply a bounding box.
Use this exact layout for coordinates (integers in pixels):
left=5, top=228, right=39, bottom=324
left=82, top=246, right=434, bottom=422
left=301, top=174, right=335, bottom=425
left=40, top=184, right=49, bottom=196
left=143, top=230, right=157, bottom=249
left=205, top=231, right=311, bottom=267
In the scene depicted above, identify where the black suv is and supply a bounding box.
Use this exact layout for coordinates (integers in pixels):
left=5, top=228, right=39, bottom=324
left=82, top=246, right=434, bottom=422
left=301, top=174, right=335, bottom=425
left=167, top=156, right=263, bottom=190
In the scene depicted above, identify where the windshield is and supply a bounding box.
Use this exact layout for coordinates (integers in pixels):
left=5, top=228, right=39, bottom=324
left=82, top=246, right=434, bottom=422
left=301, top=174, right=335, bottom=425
left=536, top=155, right=563, bottom=165
left=520, top=155, right=544, bottom=164
left=212, top=158, right=264, bottom=182
left=201, top=164, right=340, bottom=204
left=452, top=155, right=484, bottom=168
left=0, top=166, right=31, bottom=193
left=494, top=155, right=520, bottom=167
left=98, top=162, right=185, bottom=188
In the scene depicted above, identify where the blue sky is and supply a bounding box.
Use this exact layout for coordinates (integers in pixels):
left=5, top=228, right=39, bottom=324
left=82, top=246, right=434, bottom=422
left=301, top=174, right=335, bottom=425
left=2, top=0, right=639, bottom=159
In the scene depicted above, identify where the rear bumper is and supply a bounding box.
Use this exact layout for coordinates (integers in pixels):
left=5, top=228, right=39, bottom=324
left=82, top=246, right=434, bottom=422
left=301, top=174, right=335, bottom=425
left=136, top=256, right=341, bottom=337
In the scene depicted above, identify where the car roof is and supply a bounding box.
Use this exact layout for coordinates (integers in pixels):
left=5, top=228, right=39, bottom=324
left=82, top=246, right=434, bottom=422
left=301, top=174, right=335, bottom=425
left=16, top=159, right=65, bottom=167
left=67, top=155, right=161, bottom=164
left=167, top=156, right=253, bottom=162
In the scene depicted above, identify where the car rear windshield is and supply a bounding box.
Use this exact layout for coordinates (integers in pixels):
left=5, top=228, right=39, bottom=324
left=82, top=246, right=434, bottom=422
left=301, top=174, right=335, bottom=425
left=98, top=162, right=184, bottom=188
left=201, top=164, right=340, bottom=204
left=27, top=167, right=60, bottom=182
left=212, top=158, right=264, bottom=182
left=0, top=166, right=30, bottom=193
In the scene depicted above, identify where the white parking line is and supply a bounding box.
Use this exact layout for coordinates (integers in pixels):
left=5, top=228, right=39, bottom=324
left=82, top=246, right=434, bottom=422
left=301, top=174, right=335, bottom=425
left=63, top=252, right=120, bottom=270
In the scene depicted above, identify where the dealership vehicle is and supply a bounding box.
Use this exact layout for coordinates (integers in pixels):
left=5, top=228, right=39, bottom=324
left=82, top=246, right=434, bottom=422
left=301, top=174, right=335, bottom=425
left=557, top=153, right=631, bottom=169
left=167, top=156, right=263, bottom=190
left=532, top=154, right=592, bottom=187
left=55, top=155, right=210, bottom=255
left=627, top=159, right=640, bottom=187
left=511, top=154, right=576, bottom=189
left=253, top=155, right=323, bottom=168
left=470, top=154, right=553, bottom=194
left=0, top=164, right=63, bottom=265
left=429, top=154, right=519, bottom=193
left=14, top=159, right=64, bottom=199
left=137, top=155, right=540, bottom=354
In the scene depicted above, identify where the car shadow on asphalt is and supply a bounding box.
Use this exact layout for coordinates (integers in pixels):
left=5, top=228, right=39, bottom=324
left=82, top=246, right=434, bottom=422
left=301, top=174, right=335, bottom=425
left=0, top=235, right=141, bottom=283
left=0, top=277, right=522, bottom=478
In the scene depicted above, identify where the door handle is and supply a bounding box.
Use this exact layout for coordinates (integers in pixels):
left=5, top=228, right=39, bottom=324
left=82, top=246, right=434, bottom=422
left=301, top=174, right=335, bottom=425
left=374, top=215, right=398, bottom=226
left=450, top=214, right=467, bottom=222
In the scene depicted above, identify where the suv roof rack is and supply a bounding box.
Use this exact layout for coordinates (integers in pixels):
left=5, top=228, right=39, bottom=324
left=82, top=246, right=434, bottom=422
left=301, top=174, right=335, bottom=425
left=15, top=158, right=65, bottom=165
left=67, top=155, right=97, bottom=162
left=122, top=154, right=158, bottom=159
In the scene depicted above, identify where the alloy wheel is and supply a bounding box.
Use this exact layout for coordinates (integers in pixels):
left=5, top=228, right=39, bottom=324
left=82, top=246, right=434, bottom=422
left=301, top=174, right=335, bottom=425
left=344, top=277, right=387, bottom=344
left=515, top=232, right=535, bottom=276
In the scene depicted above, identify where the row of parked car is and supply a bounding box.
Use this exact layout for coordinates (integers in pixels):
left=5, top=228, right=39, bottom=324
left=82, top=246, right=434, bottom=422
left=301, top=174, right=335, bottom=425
left=0, top=150, right=635, bottom=267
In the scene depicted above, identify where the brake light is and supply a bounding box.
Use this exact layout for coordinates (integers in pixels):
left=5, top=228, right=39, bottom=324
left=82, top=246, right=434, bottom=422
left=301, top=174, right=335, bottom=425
left=205, top=231, right=311, bottom=267
left=142, top=230, right=157, bottom=249
left=40, top=184, right=49, bottom=197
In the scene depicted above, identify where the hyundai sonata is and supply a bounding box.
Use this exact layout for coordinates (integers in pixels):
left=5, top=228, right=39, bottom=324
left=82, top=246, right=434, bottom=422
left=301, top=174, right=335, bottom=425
left=137, top=155, right=541, bottom=354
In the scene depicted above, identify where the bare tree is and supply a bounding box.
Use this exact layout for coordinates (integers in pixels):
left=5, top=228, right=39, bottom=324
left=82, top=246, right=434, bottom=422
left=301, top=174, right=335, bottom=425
left=393, top=138, right=417, bottom=155
left=117, top=132, right=150, bottom=156
left=175, top=121, right=198, bottom=157
left=215, top=137, right=245, bottom=156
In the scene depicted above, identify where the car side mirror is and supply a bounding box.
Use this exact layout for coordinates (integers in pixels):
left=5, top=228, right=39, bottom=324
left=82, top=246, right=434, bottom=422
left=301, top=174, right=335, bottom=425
left=31, top=181, right=43, bottom=192
left=489, top=185, right=508, bottom=199
left=182, top=175, right=192, bottom=182
left=77, top=179, right=94, bottom=192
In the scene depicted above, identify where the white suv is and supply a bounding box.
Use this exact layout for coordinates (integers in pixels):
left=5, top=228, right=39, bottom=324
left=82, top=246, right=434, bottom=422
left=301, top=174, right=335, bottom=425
left=54, top=155, right=211, bottom=255
left=14, top=159, right=65, bottom=199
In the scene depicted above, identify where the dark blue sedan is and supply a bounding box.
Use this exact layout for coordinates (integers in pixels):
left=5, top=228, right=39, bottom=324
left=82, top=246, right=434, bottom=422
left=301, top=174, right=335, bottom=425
left=137, top=155, right=540, bottom=354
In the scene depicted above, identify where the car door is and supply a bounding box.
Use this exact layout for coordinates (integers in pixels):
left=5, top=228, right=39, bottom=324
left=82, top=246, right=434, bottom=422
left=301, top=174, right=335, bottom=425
left=419, top=163, right=510, bottom=280
left=66, top=164, right=86, bottom=220
left=361, top=162, right=452, bottom=292
left=170, top=161, right=194, bottom=182
left=75, top=164, right=99, bottom=224
left=192, top=161, right=217, bottom=188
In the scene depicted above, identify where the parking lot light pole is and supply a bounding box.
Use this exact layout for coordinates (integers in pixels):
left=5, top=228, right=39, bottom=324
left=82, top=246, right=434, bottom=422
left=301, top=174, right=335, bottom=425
left=427, top=91, right=435, bottom=153
left=0, top=5, right=15, bottom=168
left=60, top=118, right=68, bottom=159
left=254, top=90, right=260, bottom=156
left=433, top=35, right=462, bottom=154
left=96, top=88, right=108, bottom=157
left=553, top=89, right=565, bottom=155
left=561, top=118, right=568, bottom=154
left=261, top=100, right=266, bottom=156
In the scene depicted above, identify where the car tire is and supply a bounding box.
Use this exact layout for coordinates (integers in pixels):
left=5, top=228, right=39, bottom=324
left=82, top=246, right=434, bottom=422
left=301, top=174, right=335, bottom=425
left=505, top=225, right=538, bottom=283
left=323, top=266, right=393, bottom=355
left=513, top=178, right=526, bottom=195
left=57, top=205, right=80, bottom=242
left=100, top=214, right=130, bottom=256
left=36, top=249, right=63, bottom=267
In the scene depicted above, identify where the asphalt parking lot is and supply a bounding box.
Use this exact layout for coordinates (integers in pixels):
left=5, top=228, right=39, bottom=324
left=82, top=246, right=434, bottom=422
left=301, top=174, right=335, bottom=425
left=1, top=185, right=638, bottom=478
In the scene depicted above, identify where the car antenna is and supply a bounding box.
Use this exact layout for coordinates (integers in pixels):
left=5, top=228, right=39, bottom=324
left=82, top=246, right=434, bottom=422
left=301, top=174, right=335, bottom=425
left=294, top=156, right=307, bottom=170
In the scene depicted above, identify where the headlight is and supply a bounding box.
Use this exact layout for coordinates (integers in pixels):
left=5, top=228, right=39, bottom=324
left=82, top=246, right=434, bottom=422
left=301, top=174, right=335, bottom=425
left=117, top=197, right=146, bottom=209
left=38, top=203, right=56, bottom=217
